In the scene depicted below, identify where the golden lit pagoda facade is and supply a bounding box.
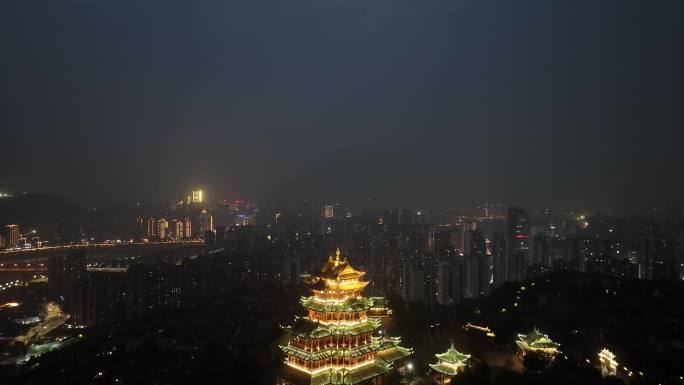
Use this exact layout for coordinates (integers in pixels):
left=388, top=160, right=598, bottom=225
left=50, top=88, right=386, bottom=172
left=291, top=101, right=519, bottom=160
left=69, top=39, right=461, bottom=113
left=598, top=349, right=618, bottom=377
left=278, top=249, right=412, bottom=385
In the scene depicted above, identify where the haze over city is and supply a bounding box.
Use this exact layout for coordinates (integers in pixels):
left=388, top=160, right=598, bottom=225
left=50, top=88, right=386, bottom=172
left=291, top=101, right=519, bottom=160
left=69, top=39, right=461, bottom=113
left=2, top=0, right=683, bottom=208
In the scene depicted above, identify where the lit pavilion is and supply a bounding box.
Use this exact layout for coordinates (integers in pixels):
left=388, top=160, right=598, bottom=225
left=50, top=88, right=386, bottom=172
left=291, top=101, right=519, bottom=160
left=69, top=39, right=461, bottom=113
left=598, top=349, right=618, bottom=376
left=278, top=249, right=412, bottom=385
left=515, top=327, right=561, bottom=356
left=429, top=343, right=471, bottom=384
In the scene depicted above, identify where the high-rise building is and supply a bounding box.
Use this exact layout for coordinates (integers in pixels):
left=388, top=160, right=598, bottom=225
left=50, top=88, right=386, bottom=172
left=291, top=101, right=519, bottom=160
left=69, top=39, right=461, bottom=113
left=399, top=257, right=436, bottom=307
left=190, top=190, right=203, bottom=203
left=639, top=234, right=681, bottom=280
left=456, top=221, right=477, bottom=253
left=48, top=251, right=87, bottom=324
left=147, top=218, right=158, bottom=240
left=464, top=255, right=490, bottom=299
left=136, top=217, right=145, bottom=240
left=323, top=205, right=334, bottom=219
left=0, top=236, right=5, bottom=249
left=507, top=250, right=525, bottom=282
left=462, top=229, right=489, bottom=298
left=532, top=234, right=549, bottom=266
left=437, top=259, right=464, bottom=305
left=183, top=218, right=192, bottom=239
left=199, top=209, right=213, bottom=234
left=278, top=249, right=412, bottom=385
left=4, top=224, right=20, bottom=247
left=567, top=235, right=592, bottom=272
left=491, top=234, right=507, bottom=288
left=507, top=207, right=530, bottom=281
left=170, top=220, right=183, bottom=240
left=158, top=218, right=169, bottom=240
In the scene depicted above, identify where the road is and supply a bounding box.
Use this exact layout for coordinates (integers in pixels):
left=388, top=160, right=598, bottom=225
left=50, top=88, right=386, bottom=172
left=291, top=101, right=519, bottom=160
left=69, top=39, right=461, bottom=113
left=15, top=302, right=70, bottom=345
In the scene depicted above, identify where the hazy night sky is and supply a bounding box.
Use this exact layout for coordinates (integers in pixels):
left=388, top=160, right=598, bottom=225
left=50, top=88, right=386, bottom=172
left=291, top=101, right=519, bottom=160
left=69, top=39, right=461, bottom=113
left=1, top=0, right=682, bottom=209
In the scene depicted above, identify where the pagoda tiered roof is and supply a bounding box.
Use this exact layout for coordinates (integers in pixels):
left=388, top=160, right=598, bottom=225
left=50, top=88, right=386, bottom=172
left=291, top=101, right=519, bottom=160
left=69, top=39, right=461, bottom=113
left=435, top=343, right=470, bottom=364
left=300, top=296, right=374, bottom=313
left=279, top=250, right=412, bottom=385
left=284, top=317, right=381, bottom=338
left=515, top=327, right=561, bottom=353
left=309, top=361, right=391, bottom=385
left=280, top=334, right=410, bottom=362
left=429, top=343, right=470, bottom=376
left=320, top=249, right=365, bottom=280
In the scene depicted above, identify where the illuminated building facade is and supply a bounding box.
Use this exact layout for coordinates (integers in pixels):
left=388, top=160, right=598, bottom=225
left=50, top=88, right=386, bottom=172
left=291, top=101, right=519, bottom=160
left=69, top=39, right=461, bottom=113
left=147, top=218, right=158, bottom=240
left=279, top=249, right=412, bottom=385
left=199, top=209, right=213, bottom=234
left=183, top=218, right=192, bottom=239
left=136, top=217, right=145, bottom=240
left=515, top=327, right=560, bottom=356
left=158, top=219, right=168, bottom=240
left=190, top=190, right=203, bottom=203
left=170, top=220, right=183, bottom=240
left=5, top=224, right=20, bottom=247
left=429, top=343, right=470, bottom=384
left=324, top=205, right=334, bottom=219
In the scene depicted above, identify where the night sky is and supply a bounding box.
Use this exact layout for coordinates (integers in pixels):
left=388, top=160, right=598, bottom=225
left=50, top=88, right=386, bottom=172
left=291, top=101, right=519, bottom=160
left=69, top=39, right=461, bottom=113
left=1, top=0, right=682, bottom=209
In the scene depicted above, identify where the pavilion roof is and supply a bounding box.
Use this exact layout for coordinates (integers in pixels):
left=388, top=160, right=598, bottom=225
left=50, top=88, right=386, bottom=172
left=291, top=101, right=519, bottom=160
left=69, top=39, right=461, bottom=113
left=375, top=345, right=412, bottom=364
left=285, top=317, right=381, bottom=339
left=429, top=361, right=466, bottom=376
left=301, top=296, right=374, bottom=313
left=516, top=327, right=560, bottom=349
left=434, top=343, right=470, bottom=364
left=320, top=249, right=365, bottom=281
left=280, top=334, right=411, bottom=363
left=309, top=361, right=391, bottom=385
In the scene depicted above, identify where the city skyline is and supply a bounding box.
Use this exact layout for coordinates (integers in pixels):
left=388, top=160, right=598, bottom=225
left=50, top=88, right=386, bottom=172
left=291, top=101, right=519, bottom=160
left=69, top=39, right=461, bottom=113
left=1, top=1, right=683, bottom=384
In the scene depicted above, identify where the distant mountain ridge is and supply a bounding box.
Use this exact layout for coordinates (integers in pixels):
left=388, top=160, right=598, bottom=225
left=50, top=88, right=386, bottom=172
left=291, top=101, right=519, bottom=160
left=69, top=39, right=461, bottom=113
left=0, top=193, right=80, bottom=228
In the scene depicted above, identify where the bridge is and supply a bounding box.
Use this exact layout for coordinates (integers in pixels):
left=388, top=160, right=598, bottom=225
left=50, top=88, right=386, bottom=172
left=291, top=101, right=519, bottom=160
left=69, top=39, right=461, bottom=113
left=0, top=263, right=47, bottom=273
left=0, top=241, right=205, bottom=267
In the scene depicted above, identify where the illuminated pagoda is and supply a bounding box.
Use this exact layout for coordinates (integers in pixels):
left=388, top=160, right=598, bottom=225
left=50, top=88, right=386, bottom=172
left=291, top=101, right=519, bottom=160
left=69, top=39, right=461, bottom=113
left=279, top=249, right=412, bottom=385
left=515, top=327, right=561, bottom=356
left=429, top=343, right=471, bottom=384
left=598, top=349, right=618, bottom=376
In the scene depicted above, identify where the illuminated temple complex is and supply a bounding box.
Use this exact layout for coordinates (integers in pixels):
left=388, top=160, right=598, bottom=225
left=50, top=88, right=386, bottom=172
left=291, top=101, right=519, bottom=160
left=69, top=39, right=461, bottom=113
left=598, top=349, right=618, bottom=376
left=515, top=327, right=561, bottom=356
left=278, top=249, right=412, bottom=385
left=429, top=343, right=471, bottom=384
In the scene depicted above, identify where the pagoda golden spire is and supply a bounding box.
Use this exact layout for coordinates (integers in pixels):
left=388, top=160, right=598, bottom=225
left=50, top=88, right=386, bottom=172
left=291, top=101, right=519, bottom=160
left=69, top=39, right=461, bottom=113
left=334, top=248, right=342, bottom=266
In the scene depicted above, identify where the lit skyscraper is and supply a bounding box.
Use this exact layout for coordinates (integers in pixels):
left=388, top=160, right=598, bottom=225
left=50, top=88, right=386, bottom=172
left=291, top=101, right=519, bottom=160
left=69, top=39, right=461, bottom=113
left=199, top=209, right=213, bottom=234
left=183, top=218, right=192, bottom=238
left=171, top=220, right=183, bottom=240
left=5, top=224, right=20, bottom=247
left=147, top=218, right=158, bottom=240
left=158, top=219, right=169, bottom=240
left=189, top=189, right=203, bottom=204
